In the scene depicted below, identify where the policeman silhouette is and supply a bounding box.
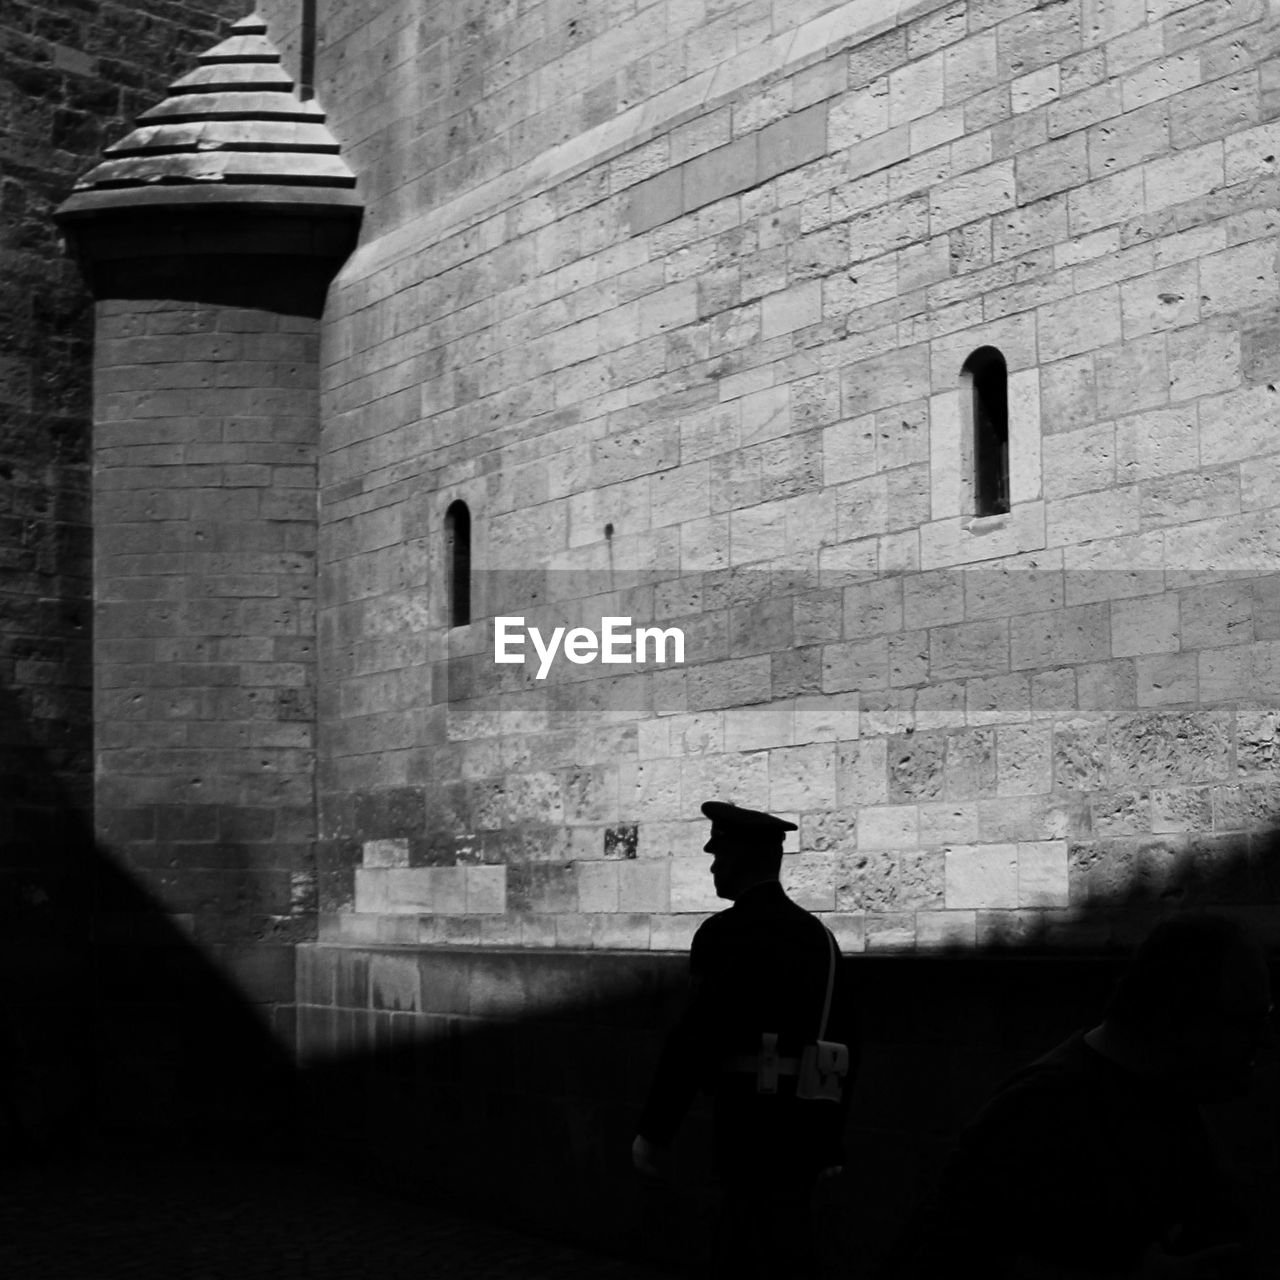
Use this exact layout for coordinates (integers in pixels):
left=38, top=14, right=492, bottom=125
left=633, top=801, right=857, bottom=1279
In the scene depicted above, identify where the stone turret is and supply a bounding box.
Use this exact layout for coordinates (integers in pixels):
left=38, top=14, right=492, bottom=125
left=57, top=11, right=360, bottom=308
left=54, top=11, right=362, bottom=1086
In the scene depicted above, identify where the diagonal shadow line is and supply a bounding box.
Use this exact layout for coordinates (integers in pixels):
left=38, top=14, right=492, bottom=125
left=2, top=648, right=1277, bottom=1277
left=288, top=827, right=1280, bottom=1276
left=0, top=673, right=296, bottom=1161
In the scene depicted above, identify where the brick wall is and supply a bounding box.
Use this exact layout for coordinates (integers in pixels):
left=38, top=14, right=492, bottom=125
left=296, top=0, right=1280, bottom=953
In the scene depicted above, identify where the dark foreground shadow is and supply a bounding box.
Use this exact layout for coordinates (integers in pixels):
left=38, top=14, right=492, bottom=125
left=3, top=676, right=1278, bottom=1278
left=0, top=674, right=295, bottom=1163
left=289, top=835, right=1280, bottom=1278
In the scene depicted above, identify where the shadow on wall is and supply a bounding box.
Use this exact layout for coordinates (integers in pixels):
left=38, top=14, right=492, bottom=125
left=291, top=830, right=1280, bottom=1278
left=2, top=685, right=1278, bottom=1280
left=0, top=674, right=295, bottom=1161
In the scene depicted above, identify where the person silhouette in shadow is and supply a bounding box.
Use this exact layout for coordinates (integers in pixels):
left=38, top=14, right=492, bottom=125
left=632, top=801, right=857, bottom=1280
left=898, top=913, right=1274, bottom=1280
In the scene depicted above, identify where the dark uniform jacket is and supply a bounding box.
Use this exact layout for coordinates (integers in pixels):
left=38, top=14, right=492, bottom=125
left=638, top=880, right=858, bottom=1182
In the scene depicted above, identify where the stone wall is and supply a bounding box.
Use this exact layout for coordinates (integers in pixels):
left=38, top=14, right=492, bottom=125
left=0, top=0, right=258, bottom=1151
left=0, top=0, right=248, bottom=875
left=92, top=291, right=321, bottom=1011
left=285, top=0, right=1280, bottom=953
left=294, top=940, right=1279, bottom=1272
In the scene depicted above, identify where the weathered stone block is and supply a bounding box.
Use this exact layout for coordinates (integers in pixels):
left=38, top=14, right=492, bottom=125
left=1031, top=667, right=1077, bottom=718
left=760, top=280, right=822, bottom=339
left=1068, top=167, right=1144, bottom=234
left=577, top=861, right=619, bottom=913
left=1113, top=406, right=1198, bottom=481
left=1152, top=786, right=1214, bottom=833
left=929, top=618, right=1009, bottom=679
left=1045, top=487, right=1139, bottom=548
left=1139, top=468, right=1240, bottom=532
left=794, top=691, right=861, bottom=743
left=468, top=865, right=506, bottom=916
left=890, top=627, right=931, bottom=686
left=1111, top=708, right=1233, bottom=785
left=1119, top=263, right=1198, bottom=339
left=834, top=849, right=901, bottom=910
left=821, top=912, right=864, bottom=952
left=1224, top=119, right=1280, bottom=185
left=850, top=196, right=930, bottom=262
left=1090, top=783, right=1152, bottom=834
left=945, top=843, right=1018, bottom=908
left=944, top=30, right=999, bottom=104
left=900, top=846, right=946, bottom=907
left=902, top=570, right=965, bottom=631
left=800, top=807, right=858, bottom=854
left=362, top=837, right=410, bottom=867
left=1008, top=604, right=1111, bottom=670
left=1200, top=239, right=1279, bottom=317
left=758, top=103, right=829, bottom=181
left=1016, top=132, right=1089, bottom=202
left=1142, top=140, right=1225, bottom=213
left=822, top=636, right=890, bottom=692
left=769, top=742, right=838, bottom=811
left=617, top=859, right=670, bottom=913
left=1252, top=578, right=1280, bottom=640
left=670, top=857, right=721, bottom=912
left=843, top=576, right=903, bottom=638
left=1110, top=593, right=1179, bottom=658
left=1197, top=385, right=1279, bottom=467
left=864, top=911, right=917, bottom=950
left=369, top=953, right=421, bottom=1012
left=1042, top=424, right=1115, bottom=500
left=996, top=724, right=1052, bottom=795
left=929, top=159, right=1016, bottom=232
left=838, top=738, right=889, bottom=806
left=1053, top=717, right=1109, bottom=791
left=1012, top=66, right=1060, bottom=116
left=978, top=793, right=1085, bottom=844
left=945, top=727, right=997, bottom=799
left=824, top=79, right=885, bottom=148
left=1089, top=100, right=1170, bottom=181
left=888, top=732, right=947, bottom=802
left=967, top=673, right=1031, bottom=726
left=1236, top=704, right=1280, bottom=776
left=1037, top=286, right=1123, bottom=362
left=857, top=804, right=919, bottom=850
left=624, top=168, right=686, bottom=236
left=919, top=799, right=980, bottom=843
left=1039, top=354, right=1096, bottom=435
left=915, top=909, right=976, bottom=948
left=1016, top=840, right=1068, bottom=906
left=683, top=135, right=758, bottom=211
left=782, top=852, right=837, bottom=911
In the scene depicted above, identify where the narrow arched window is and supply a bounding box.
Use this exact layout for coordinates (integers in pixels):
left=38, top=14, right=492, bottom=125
left=963, top=347, right=1009, bottom=516
left=445, top=500, right=471, bottom=627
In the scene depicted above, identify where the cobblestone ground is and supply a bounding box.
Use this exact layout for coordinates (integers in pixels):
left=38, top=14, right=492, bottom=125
left=0, top=1160, right=676, bottom=1279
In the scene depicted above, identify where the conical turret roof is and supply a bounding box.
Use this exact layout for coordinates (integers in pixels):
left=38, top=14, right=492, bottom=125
left=57, top=13, right=359, bottom=220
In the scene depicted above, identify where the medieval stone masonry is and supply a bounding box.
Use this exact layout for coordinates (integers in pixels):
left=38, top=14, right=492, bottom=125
left=61, top=0, right=1280, bottom=1002
left=298, top=0, right=1280, bottom=958
left=30, top=0, right=1280, bottom=1256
